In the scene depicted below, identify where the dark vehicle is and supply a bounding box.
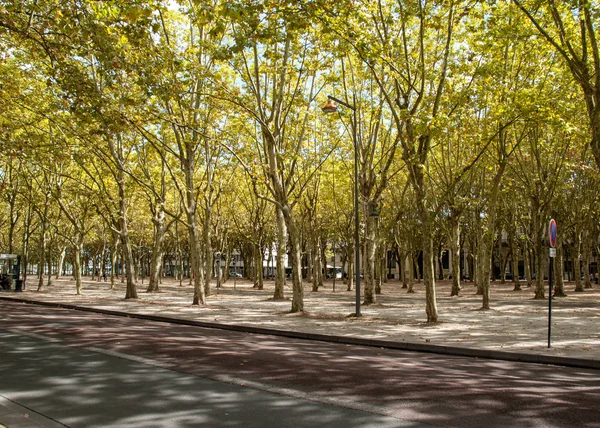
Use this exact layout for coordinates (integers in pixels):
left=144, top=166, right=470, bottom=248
left=0, top=274, right=10, bottom=290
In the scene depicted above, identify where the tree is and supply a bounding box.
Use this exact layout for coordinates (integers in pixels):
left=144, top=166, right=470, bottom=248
left=222, top=1, right=331, bottom=312
left=53, top=161, right=95, bottom=295
left=514, top=0, right=600, bottom=171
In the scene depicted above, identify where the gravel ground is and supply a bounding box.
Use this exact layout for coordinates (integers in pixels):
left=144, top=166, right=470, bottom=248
left=4, top=275, right=600, bottom=360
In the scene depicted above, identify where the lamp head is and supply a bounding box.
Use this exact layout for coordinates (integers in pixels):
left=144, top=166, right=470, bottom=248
left=321, top=99, right=337, bottom=114
left=369, top=204, right=380, bottom=218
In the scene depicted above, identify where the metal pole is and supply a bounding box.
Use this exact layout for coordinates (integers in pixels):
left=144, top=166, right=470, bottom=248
left=353, top=101, right=361, bottom=317
left=324, top=94, right=360, bottom=316
left=333, top=159, right=336, bottom=294
left=548, top=253, right=553, bottom=348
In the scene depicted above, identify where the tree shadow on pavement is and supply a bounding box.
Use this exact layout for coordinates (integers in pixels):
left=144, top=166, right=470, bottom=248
left=0, top=330, right=420, bottom=428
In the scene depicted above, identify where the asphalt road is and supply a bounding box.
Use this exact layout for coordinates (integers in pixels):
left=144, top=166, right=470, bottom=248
left=1, top=300, right=599, bottom=428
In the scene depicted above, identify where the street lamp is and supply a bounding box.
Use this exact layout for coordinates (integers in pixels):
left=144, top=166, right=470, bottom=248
left=322, top=94, right=361, bottom=317
left=369, top=204, right=379, bottom=219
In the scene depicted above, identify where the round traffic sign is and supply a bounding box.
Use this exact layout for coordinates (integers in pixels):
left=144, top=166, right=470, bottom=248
left=549, top=219, right=557, bottom=248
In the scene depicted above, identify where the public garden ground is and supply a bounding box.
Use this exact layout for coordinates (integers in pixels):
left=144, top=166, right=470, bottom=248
left=4, top=275, right=600, bottom=363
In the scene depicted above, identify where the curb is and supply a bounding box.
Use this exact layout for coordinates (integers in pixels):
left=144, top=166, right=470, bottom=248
left=2, top=296, right=599, bottom=371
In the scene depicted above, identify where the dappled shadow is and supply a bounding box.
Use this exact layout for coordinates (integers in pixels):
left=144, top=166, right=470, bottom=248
left=2, top=302, right=600, bottom=428
left=0, top=329, right=417, bottom=428
left=7, top=277, right=600, bottom=368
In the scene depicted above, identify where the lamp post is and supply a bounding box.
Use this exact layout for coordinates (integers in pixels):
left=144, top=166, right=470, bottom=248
left=322, top=94, right=361, bottom=317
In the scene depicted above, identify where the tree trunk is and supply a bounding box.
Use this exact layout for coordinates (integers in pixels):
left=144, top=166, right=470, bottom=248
left=414, top=190, right=438, bottom=322
left=121, top=229, right=137, bottom=298
left=499, top=238, right=506, bottom=284
left=138, top=253, right=144, bottom=284
left=188, top=210, right=205, bottom=304
left=437, top=244, right=444, bottom=281
left=216, top=256, right=222, bottom=290
left=413, top=253, right=421, bottom=283
left=224, top=249, right=231, bottom=283
left=179, top=250, right=184, bottom=286
left=37, top=230, right=46, bottom=291
left=477, top=232, right=487, bottom=303
left=107, top=138, right=137, bottom=299
left=204, top=205, right=213, bottom=297
left=37, top=196, right=49, bottom=291
left=147, top=205, right=166, bottom=293
left=179, top=142, right=206, bottom=305
left=267, top=245, right=272, bottom=281
left=21, top=206, right=32, bottom=289
left=583, top=232, right=593, bottom=289
left=120, top=250, right=125, bottom=284
left=474, top=247, right=481, bottom=293
left=159, top=258, right=163, bottom=284
left=574, top=235, right=584, bottom=292
left=363, top=205, right=378, bottom=304
left=97, top=254, right=102, bottom=282
left=74, top=239, right=83, bottom=295
left=110, top=242, right=117, bottom=289
left=284, top=207, right=304, bottom=313
left=533, top=206, right=545, bottom=299
left=450, top=220, right=461, bottom=296
left=319, top=240, right=325, bottom=289
left=92, top=256, right=97, bottom=282
left=274, top=207, right=287, bottom=299
left=524, top=240, right=532, bottom=287
left=401, top=251, right=408, bottom=289
left=554, top=236, right=566, bottom=297
left=251, top=245, right=257, bottom=287
left=46, top=250, right=53, bottom=287
left=307, top=247, right=313, bottom=283
left=407, top=253, right=415, bottom=293
left=312, top=238, right=319, bottom=292
left=346, top=249, right=354, bottom=291
left=341, top=253, right=347, bottom=285
left=383, top=247, right=390, bottom=284
left=255, top=245, right=264, bottom=290
left=56, top=246, right=66, bottom=280
left=376, top=248, right=384, bottom=293
left=510, top=233, right=521, bottom=291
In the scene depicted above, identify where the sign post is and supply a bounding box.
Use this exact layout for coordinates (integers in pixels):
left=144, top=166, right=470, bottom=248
left=548, top=219, right=557, bottom=348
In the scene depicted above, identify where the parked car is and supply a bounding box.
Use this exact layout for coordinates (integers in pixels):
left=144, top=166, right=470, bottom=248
left=229, top=271, right=243, bottom=278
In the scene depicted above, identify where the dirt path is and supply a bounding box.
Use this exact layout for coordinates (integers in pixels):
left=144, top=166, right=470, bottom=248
left=5, top=276, right=600, bottom=360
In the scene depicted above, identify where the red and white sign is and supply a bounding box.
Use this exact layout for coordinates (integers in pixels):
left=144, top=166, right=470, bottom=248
left=549, top=219, right=557, bottom=248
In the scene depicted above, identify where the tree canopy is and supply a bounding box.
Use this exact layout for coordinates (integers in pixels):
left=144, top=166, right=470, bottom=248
left=1, top=0, right=599, bottom=321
